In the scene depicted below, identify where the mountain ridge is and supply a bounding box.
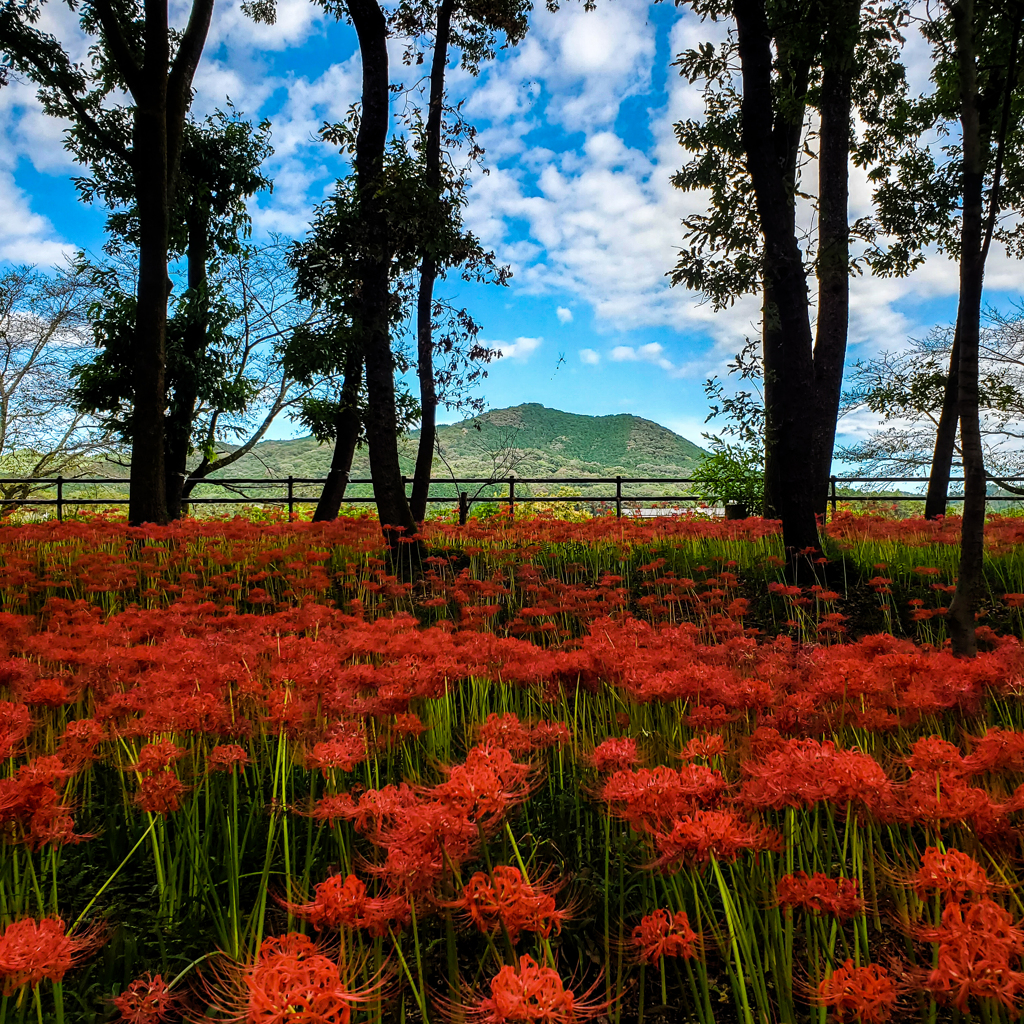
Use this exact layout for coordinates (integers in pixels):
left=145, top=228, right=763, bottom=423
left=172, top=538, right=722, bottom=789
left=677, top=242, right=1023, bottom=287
left=208, top=403, right=705, bottom=485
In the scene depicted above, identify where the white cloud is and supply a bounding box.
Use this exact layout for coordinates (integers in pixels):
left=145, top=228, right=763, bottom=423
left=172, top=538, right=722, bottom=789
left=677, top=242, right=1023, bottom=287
left=486, top=336, right=543, bottom=360
left=611, top=342, right=676, bottom=371
left=579, top=348, right=600, bottom=364
left=0, top=171, right=74, bottom=265
left=556, top=306, right=573, bottom=323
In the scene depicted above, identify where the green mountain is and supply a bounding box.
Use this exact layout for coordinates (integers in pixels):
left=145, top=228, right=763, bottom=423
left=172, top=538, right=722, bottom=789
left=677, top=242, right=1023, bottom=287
left=196, top=404, right=706, bottom=506
left=70, top=405, right=705, bottom=510
left=211, top=404, right=701, bottom=475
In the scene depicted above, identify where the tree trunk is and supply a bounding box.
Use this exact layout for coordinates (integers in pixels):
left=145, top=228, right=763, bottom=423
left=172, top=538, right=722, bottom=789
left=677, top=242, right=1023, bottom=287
left=166, top=199, right=208, bottom=520
left=124, top=0, right=214, bottom=525
left=947, top=0, right=987, bottom=657
left=313, top=346, right=364, bottom=522
left=347, top=0, right=421, bottom=562
left=410, top=0, right=456, bottom=524
left=129, top=82, right=171, bottom=525
left=811, top=0, right=860, bottom=520
left=924, top=318, right=961, bottom=520
left=736, top=0, right=819, bottom=552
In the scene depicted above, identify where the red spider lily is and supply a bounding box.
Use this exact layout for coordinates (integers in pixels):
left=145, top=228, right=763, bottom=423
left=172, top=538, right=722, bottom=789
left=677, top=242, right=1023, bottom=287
left=0, top=758, right=87, bottom=848
left=775, top=872, right=864, bottom=918
left=127, top=741, right=187, bottom=773
left=134, top=772, right=187, bottom=815
left=588, top=737, right=638, bottom=773
left=651, top=809, right=781, bottom=868
left=599, top=765, right=727, bottom=831
left=816, top=960, right=898, bottom=1023
left=530, top=721, right=571, bottom=749
left=450, top=866, right=568, bottom=944
left=467, top=954, right=609, bottom=1024
left=208, top=744, right=251, bottom=774
left=20, top=678, right=71, bottom=706
left=479, top=713, right=535, bottom=754
left=112, top=972, right=174, bottom=1023
left=0, top=701, right=31, bottom=760
left=905, top=736, right=968, bottom=777
left=631, top=909, right=699, bottom=963
left=965, top=727, right=1024, bottom=774
left=306, top=722, right=369, bottom=775
left=433, top=744, right=536, bottom=824
left=286, top=874, right=408, bottom=937
left=56, top=718, right=105, bottom=769
left=680, top=734, right=726, bottom=761
left=392, top=712, right=426, bottom=739
left=237, top=932, right=370, bottom=1024
left=913, top=848, right=992, bottom=902
left=0, top=917, right=101, bottom=993
left=739, top=738, right=891, bottom=814
left=919, top=898, right=1024, bottom=1012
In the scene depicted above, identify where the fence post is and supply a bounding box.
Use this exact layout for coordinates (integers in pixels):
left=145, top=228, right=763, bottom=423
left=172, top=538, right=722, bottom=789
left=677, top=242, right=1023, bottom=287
left=830, top=475, right=837, bottom=519
left=56, top=476, right=63, bottom=523
left=459, top=491, right=468, bottom=526
left=615, top=475, right=622, bottom=518
left=287, top=476, right=294, bottom=520
left=508, top=474, right=515, bottom=518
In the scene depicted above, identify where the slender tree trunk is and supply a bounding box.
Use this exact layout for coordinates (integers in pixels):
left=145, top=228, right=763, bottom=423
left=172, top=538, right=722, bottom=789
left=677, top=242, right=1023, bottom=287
left=948, top=0, right=987, bottom=657
left=410, top=0, right=456, bottom=524
left=736, top=0, right=819, bottom=552
left=129, top=74, right=171, bottom=525
left=924, top=319, right=962, bottom=520
left=166, top=200, right=208, bottom=520
left=313, top=346, right=364, bottom=521
left=347, top=0, right=420, bottom=561
left=811, top=0, right=860, bottom=520
left=125, top=0, right=214, bottom=525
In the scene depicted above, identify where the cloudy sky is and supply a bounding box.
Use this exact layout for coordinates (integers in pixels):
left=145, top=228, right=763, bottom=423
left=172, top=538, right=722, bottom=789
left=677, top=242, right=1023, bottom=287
left=1, top=0, right=1020, bottom=457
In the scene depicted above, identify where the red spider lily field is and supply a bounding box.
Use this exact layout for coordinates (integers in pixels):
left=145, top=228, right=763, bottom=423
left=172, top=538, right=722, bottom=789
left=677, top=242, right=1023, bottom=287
left=5, top=511, right=1024, bottom=1024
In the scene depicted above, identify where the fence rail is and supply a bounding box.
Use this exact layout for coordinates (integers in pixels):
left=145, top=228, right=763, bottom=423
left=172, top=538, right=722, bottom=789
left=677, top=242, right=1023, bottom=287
left=0, top=472, right=1021, bottom=522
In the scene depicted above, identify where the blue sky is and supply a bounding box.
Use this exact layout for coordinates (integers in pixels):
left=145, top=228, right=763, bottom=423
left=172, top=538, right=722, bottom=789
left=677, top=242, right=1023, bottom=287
left=1, top=0, right=1020, bottom=459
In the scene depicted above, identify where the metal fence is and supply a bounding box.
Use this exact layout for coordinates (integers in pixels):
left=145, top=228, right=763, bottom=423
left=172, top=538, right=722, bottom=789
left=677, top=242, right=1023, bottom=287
left=0, top=472, right=1021, bottom=521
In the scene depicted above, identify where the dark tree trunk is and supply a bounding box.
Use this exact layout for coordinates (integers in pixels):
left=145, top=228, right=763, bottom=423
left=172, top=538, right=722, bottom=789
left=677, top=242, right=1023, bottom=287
left=313, top=346, right=364, bottom=522
left=165, top=199, right=208, bottom=520
left=347, top=0, right=421, bottom=561
left=735, top=0, right=819, bottom=552
left=117, top=0, right=214, bottom=525
left=811, top=0, right=860, bottom=520
left=129, top=61, right=171, bottom=525
left=410, top=0, right=456, bottom=525
left=948, top=0, right=987, bottom=657
left=947, top=0, right=1021, bottom=655
left=924, top=319, right=962, bottom=520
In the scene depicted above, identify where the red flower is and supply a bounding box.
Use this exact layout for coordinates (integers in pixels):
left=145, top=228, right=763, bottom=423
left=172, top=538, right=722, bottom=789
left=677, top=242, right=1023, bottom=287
left=652, top=809, right=780, bottom=868
left=920, top=899, right=1024, bottom=1012
left=472, top=955, right=607, bottom=1023
left=631, top=909, right=698, bottom=963
left=306, top=723, right=368, bottom=775
left=680, top=734, right=725, bottom=761
left=0, top=917, right=100, bottom=993
left=112, top=973, right=174, bottom=1023
left=453, top=866, right=567, bottom=944
left=128, top=740, right=187, bottom=774
left=776, top=872, right=864, bottom=918
left=208, top=744, right=251, bottom=774
left=816, top=960, right=897, bottom=1023
left=134, top=772, right=187, bottom=815
left=913, top=848, right=991, bottom=902
left=243, top=933, right=363, bottom=1024
left=589, top=737, right=638, bottom=773
left=287, top=874, right=408, bottom=937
